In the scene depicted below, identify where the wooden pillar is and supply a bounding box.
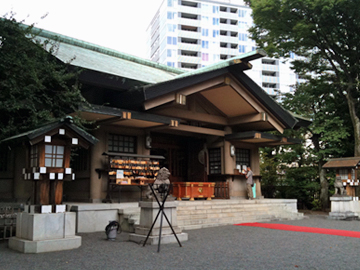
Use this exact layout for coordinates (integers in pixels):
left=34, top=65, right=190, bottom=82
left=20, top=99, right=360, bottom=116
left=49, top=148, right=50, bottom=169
left=50, top=180, right=64, bottom=205
left=39, top=180, right=50, bottom=205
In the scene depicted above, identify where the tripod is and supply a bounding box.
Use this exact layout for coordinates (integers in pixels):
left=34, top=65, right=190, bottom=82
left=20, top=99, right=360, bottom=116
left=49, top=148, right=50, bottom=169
left=143, top=183, right=182, bottom=252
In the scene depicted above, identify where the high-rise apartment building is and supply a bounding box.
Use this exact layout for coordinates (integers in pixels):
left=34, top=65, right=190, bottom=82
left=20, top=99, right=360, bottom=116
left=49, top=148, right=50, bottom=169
left=147, top=0, right=300, bottom=96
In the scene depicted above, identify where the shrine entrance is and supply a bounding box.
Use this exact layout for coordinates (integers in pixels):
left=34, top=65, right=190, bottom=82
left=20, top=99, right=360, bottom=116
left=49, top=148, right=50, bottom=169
left=150, top=134, right=207, bottom=183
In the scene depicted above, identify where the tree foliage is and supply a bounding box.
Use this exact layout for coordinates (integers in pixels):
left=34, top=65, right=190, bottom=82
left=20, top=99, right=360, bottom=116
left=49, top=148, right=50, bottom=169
left=0, top=16, right=86, bottom=140
left=246, top=0, right=360, bottom=155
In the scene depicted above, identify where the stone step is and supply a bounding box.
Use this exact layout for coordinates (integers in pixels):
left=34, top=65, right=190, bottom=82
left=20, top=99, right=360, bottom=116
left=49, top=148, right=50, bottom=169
left=118, top=207, right=141, bottom=233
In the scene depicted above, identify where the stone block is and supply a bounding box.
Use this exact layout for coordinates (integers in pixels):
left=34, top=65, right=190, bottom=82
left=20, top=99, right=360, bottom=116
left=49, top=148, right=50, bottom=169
left=8, top=236, right=81, bottom=253
left=128, top=232, right=188, bottom=246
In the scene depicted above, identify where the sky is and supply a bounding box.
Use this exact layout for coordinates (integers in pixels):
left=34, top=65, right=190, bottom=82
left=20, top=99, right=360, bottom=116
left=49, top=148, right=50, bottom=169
left=1, top=0, right=164, bottom=59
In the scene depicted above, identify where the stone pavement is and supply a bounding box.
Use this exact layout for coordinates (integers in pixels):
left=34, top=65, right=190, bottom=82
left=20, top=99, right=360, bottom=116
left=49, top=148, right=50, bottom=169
left=1, top=213, right=360, bottom=270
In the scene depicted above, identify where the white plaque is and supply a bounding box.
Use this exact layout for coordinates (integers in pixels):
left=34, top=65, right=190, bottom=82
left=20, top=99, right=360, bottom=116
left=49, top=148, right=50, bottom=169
left=49, top=173, right=55, bottom=180
left=34, top=173, right=40, bottom=180
left=116, top=170, right=124, bottom=179
left=55, top=205, right=66, bottom=213
left=44, top=135, right=51, bottom=142
left=72, top=138, right=78, bottom=145
left=58, top=173, right=64, bottom=180
left=59, top=129, right=65, bottom=135
left=65, top=168, right=72, bottom=174
left=40, top=167, right=47, bottom=174
left=41, top=205, right=52, bottom=214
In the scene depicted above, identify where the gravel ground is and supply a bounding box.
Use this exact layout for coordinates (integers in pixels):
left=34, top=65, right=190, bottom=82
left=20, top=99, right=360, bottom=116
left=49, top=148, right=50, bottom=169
left=1, top=214, right=360, bottom=270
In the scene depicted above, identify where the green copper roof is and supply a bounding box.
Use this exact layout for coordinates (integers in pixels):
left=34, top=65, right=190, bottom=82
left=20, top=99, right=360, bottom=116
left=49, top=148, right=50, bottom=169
left=32, top=28, right=184, bottom=85
left=1, top=116, right=98, bottom=145
left=172, top=50, right=267, bottom=80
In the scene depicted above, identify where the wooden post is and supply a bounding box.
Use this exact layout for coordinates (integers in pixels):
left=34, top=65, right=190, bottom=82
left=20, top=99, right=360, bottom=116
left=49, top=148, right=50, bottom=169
left=39, top=180, right=50, bottom=205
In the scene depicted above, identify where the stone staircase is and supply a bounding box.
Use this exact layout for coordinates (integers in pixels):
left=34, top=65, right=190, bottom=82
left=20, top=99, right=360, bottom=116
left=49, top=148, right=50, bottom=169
left=117, top=198, right=304, bottom=232
left=176, top=198, right=304, bottom=231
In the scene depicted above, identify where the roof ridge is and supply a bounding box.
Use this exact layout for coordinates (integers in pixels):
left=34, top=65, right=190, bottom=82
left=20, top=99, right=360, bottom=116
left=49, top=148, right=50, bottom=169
left=30, top=26, right=184, bottom=75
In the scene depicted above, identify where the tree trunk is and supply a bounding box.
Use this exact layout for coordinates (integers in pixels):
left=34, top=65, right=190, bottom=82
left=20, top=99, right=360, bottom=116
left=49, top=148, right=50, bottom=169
left=319, top=165, right=328, bottom=210
left=346, top=92, right=360, bottom=156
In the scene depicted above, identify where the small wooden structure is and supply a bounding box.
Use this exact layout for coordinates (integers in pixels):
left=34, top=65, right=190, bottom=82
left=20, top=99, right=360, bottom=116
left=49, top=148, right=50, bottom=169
left=2, top=117, right=98, bottom=206
left=323, top=157, right=360, bottom=198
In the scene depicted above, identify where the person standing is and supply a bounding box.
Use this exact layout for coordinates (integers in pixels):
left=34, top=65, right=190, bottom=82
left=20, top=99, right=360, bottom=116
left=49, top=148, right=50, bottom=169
left=245, top=167, right=254, bottom=200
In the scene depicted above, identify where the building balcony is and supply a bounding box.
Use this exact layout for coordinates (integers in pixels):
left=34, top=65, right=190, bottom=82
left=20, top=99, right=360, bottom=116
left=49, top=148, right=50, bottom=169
left=262, top=76, right=280, bottom=83
left=177, top=55, right=201, bottom=64
left=219, top=23, right=238, bottom=32
left=220, top=47, right=238, bottom=56
left=178, top=18, right=201, bottom=27
left=219, top=35, right=239, bottom=44
left=178, top=30, right=201, bottom=39
left=219, top=11, right=239, bottom=20
left=178, top=5, right=201, bottom=15
left=262, top=64, right=279, bottom=72
left=178, top=42, right=201, bottom=51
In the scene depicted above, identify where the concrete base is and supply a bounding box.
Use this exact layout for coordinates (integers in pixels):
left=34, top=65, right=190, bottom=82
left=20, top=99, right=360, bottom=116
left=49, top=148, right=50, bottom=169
left=129, top=199, right=188, bottom=245
left=329, top=196, right=359, bottom=220
left=8, top=236, right=81, bottom=253
left=328, top=211, right=358, bottom=220
left=129, top=232, right=188, bottom=245
left=9, top=211, right=81, bottom=253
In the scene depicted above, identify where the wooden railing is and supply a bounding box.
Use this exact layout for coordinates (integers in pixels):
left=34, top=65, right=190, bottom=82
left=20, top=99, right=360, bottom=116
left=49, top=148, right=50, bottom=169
left=214, top=182, right=230, bottom=199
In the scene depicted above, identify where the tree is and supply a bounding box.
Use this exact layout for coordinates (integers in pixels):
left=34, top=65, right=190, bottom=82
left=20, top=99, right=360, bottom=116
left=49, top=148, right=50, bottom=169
left=281, top=79, right=352, bottom=209
left=0, top=16, right=86, bottom=140
left=246, top=0, right=360, bottom=155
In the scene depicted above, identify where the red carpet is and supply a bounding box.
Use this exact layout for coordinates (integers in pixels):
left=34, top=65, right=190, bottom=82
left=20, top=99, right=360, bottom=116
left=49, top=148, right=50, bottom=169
left=235, top=223, right=360, bottom=238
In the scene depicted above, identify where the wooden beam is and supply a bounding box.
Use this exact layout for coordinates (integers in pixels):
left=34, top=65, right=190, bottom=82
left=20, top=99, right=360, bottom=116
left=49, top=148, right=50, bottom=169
left=143, top=76, right=224, bottom=110
left=95, top=111, right=131, bottom=125
left=168, top=124, right=225, bottom=137
left=228, top=112, right=268, bottom=125
left=153, top=107, right=228, bottom=126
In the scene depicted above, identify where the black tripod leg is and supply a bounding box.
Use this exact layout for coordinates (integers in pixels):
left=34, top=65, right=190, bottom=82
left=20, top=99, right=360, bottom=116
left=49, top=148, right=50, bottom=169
left=157, top=208, right=164, bottom=252
left=161, top=210, right=182, bottom=247
left=143, top=184, right=161, bottom=247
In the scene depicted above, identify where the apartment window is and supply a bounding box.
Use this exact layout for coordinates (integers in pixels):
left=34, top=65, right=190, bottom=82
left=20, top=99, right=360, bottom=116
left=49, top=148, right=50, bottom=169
left=167, top=24, right=176, bottom=32
left=167, top=12, right=176, bottom=19
left=239, top=33, right=248, bottom=41
left=202, top=28, right=209, bottom=36
left=108, top=134, right=136, bottom=153
left=209, top=148, right=221, bottom=174
left=213, top=6, right=219, bottom=13
left=30, top=145, right=38, bottom=167
left=45, top=145, right=65, bottom=168
left=236, top=148, right=250, bottom=169
left=202, top=53, right=209, bottom=61
left=167, top=36, right=177, bottom=45
left=239, top=9, right=247, bottom=17
left=212, top=18, right=219, bottom=25
left=201, top=40, right=209, bottom=49
left=167, top=0, right=173, bottom=7
left=167, top=49, right=172, bottom=57
left=167, top=62, right=175, bottom=67
left=239, top=45, right=246, bottom=53
left=212, top=30, right=219, bottom=37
